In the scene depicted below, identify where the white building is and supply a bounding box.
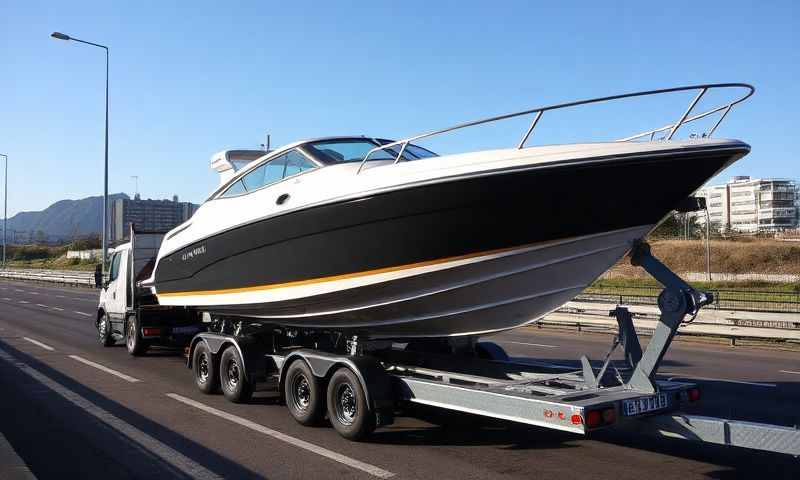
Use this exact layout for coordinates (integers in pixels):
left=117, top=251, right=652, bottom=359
left=696, top=176, right=798, bottom=233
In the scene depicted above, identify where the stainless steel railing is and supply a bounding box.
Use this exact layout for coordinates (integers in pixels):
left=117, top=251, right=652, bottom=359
left=356, top=83, right=754, bottom=174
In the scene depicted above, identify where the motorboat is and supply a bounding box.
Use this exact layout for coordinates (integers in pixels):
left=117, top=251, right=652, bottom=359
left=144, top=83, right=753, bottom=338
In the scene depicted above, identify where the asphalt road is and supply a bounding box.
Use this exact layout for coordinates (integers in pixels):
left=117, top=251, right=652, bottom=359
left=0, top=278, right=798, bottom=479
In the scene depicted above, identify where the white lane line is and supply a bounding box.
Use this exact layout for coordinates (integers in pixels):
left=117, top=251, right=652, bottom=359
left=28, top=292, right=38, bottom=295
left=779, top=370, right=800, bottom=375
left=74, top=311, right=92, bottom=317
left=22, top=337, right=55, bottom=351
left=18, top=300, right=29, bottom=304
left=499, top=340, right=559, bottom=349
left=36, top=303, right=49, bottom=308
left=661, top=372, right=776, bottom=388
left=0, top=348, right=221, bottom=480
left=69, top=355, right=141, bottom=383
left=52, top=307, right=64, bottom=312
left=15, top=289, right=24, bottom=292
left=1, top=297, right=11, bottom=301
left=167, top=393, right=395, bottom=478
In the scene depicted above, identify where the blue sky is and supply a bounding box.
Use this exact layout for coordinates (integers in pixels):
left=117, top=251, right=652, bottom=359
left=1, top=1, right=798, bottom=216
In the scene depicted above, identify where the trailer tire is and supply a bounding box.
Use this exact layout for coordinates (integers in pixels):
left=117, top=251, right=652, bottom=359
left=220, top=346, right=253, bottom=403
left=284, top=360, right=325, bottom=426
left=126, top=315, right=149, bottom=356
left=192, top=341, right=219, bottom=394
left=97, top=313, right=114, bottom=347
left=327, top=367, right=375, bottom=440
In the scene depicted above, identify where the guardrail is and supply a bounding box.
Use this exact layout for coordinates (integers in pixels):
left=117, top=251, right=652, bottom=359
left=541, top=301, right=800, bottom=346
left=0, top=268, right=95, bottom=287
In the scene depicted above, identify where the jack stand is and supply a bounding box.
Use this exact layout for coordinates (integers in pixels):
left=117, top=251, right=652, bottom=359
left=620, top=241, right=713, bottom=393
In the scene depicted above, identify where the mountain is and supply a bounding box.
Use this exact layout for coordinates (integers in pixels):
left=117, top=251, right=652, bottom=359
left=7, top=193, right=129, bottom=241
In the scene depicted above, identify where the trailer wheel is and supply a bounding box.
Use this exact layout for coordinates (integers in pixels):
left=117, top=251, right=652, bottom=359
left=327, top=367, right=375, bottom=440
left=97, top=313, right=114, bottom=347
left=284, top=360, right=325, bottom=426
left=125, top=315, right=149, bottom=356
left=192, top=341, right=219, bottom=394
left=220, top=346, right=253, bottom=403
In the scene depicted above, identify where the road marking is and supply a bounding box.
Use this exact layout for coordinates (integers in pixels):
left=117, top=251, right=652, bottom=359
left=167, top=393, right=395, bottom=478
left=74, top=311, right=92, bottom=317
left=28, top=292, right=38, bottom=295
left=0, top=347, right=221, bottom=480
left=22, top=337, right=55, bottom=351
left=15, top=289, right=24, bottom=292
left=1, top=297, right=11, bottom=301
left=36, top=303, right=49, bottom=308
left=52, top=307, right=64, bottom=311
left=499, top=340, right=559, bottom=348
left=18, top=300, right=29, bottom=304
left=779, top=370, right=800, bottom=375
left=661, top=372, right=776, bottom=388
left=69, top=355, right=141, bottom=383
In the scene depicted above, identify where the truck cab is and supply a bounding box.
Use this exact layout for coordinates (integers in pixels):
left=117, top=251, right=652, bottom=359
left=96, top=226, right=204, bottom=355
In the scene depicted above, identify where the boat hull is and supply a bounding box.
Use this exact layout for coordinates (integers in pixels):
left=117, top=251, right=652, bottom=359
left=154, top=144, right=748, bottom=337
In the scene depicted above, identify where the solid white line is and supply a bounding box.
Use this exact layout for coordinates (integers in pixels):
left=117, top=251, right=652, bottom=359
left=74, top=311, right=92, bottom=317
left=0, top=347, right=221, bottom=480
left=167, top=393, right=395, bottom=478
left=22, top=337, right=55, bottom=351
left=779, top=370, right=800, bottom=375
left=498, top=340, right=559, bottom=348
left=69, top=355, right=141, bottom=383
left=36, top=303, right=48, bottom=308
left=52, top=307, right=64, bottom=311
left=661, top=372, right=776, bottom=388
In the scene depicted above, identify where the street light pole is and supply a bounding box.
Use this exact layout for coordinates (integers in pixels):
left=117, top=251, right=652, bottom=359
left=0, top=153, right=7, bottom=269
left=51, top=32, right=110, bottom=277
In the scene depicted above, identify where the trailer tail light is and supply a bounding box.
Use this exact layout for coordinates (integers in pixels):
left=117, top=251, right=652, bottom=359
left=687, top=387, right=701, bottom=402
left=142, top=327, right=161, bottom=337
left=570, top=414, right=583, bottom=425
left=586, top=408, right=617, bottom=429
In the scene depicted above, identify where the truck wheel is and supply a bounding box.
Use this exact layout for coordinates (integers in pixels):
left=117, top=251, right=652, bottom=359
left=126, top=316, right=149, bottom=356
left=97, top=313, right=114, bottom=347
left=192, top=341, right=219, bottom=394
left=284, top=360, right=325, bottom=426
left=327, top=367, right=375, bottom=440
left=220, top=346, right=253, bottom=403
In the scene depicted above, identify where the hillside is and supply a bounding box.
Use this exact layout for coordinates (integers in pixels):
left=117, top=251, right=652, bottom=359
left=606, top=239, right=800, bottom=278
left=8, top=193, right=129, bottom=240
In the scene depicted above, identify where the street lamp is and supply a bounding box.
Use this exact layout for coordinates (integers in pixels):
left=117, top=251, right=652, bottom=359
left=51, top=32, right=110, bottom=276
left=0, top=153, right=6, bottom=268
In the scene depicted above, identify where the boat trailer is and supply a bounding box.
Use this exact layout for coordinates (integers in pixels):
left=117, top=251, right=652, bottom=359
left=187, top=242, right=800, bottom=454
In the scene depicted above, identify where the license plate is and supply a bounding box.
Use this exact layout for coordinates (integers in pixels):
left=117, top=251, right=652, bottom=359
left=623, top=393, right=669, bottom=416
left=172, top=326, right=200, bottom=335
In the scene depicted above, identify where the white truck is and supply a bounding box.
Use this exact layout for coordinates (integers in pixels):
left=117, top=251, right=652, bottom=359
left=95, top=229, right=800, bottom=454
left=97, top=227, right=204, bottom=355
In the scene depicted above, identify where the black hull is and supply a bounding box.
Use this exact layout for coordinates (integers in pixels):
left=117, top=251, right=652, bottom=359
left=155, top=145, right=747, bottom=296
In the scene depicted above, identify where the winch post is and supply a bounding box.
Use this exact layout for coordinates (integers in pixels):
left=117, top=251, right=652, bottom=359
left=625, top=241, right=713, bottom=393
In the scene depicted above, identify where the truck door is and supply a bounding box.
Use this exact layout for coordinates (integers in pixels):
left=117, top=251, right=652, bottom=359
left=104, top=249, right=128, bottom=318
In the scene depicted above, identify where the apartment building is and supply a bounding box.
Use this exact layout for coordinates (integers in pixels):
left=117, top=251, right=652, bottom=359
left=696, top=176, right=798, bottom=233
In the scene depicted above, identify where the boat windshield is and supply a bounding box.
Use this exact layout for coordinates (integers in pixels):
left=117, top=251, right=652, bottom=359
left=304, top=139, right=437, bottom=164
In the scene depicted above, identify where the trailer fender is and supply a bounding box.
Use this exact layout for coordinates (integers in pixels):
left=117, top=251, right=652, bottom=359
left=279, top=350, right=394, bottom=412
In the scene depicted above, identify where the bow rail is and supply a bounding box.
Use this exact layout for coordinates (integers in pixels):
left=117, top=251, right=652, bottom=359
left=356, top=83, right=754, bottom=174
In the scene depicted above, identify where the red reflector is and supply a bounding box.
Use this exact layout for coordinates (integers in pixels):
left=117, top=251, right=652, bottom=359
left=142, top=328, right=161, bottom=336
left=602, top=408, right=617, bottom=425
left=586, top=410, right=603, bottom=428
left=688, top=388, right=701, bottom=402
left=570, top=414, right=583, bottom=425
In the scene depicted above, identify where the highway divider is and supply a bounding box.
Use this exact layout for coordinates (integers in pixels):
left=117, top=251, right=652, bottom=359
left=0, top=268, right=94, bottom=287
left=540, top=301, right=800, bottom=345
